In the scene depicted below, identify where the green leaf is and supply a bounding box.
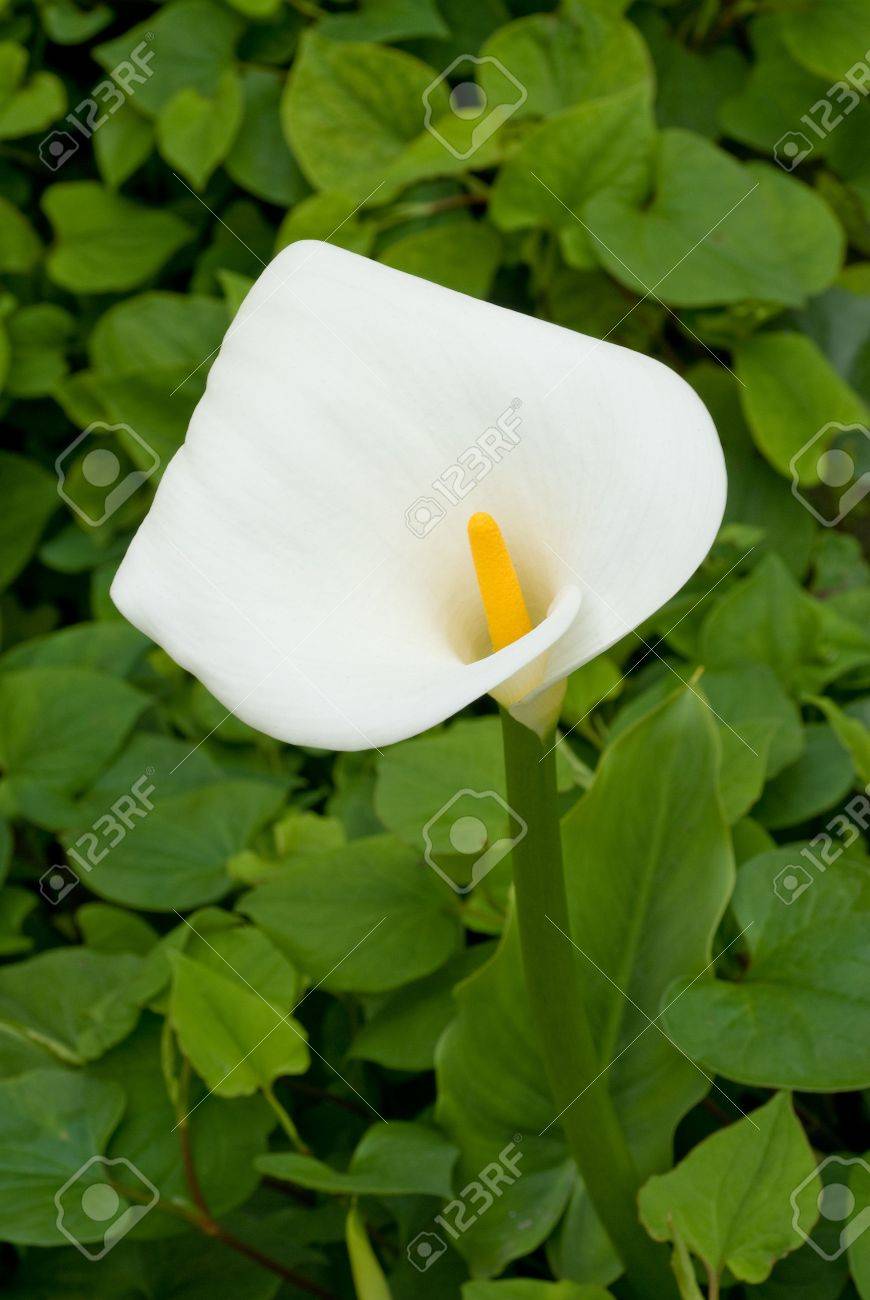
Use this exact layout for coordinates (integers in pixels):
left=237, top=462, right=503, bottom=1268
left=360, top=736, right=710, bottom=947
left=376, top=716, right=578, bottom=851
left=226, top=67, right=309, bottom=206
left=585, top=131, right=843, bottom=306
left=346, top=1202, right=393, bottom=1300
left=0, top=888, right=36, bottom=957
left=93, top=0, right=243, bottom=118
left=686, top=363, right=816, bottom=576
left=0, top=947, right=147, bottom=1066
left=44, top=182, right=192, bottom=293
left=379, top=219, right=502, bottom=297
left=0, top=1068, right=125, bottom=1245
left=0, top=668, right=147, bottom=828
left=851, top=1156, right=870, bottom=1297
left=283, top=31, right=444, bottom=194
left=463, top=1285, right=614, bottom=1300
left=157, top=69, right=243, bottom=190
left=754, top=722, right=854, bottom=829
left=276, top=191, right=376, bottom=257
left=0, top=196, right=41, bottom=273
left=41, top=0, right=113, bottom=44
left=163, top=913, right=302, bottom=1007
left=639, top=1093, right=819, bottom=1286
left=350, top=945, right=492, bottom=1071
left=701, top=665, right=804, bottom=824
left=224, top=0, right=280, bottom=17
left=734, top=331, right=867, bottom=484
left=93, top=100, right=155, bottom=189
left=489, top=85, right=654, bottom=269
left=320, top=0, right=448, bottom=43
left=609, top=662, right=804, bottom=825
left=793, top=274, right=870, bottom=409
left=0, top=621, right=149, bottom=677
left=78, top=903, right=158, bottom=955
left=90, top=291, right=226, bottom=372
left=810, top=694, right=870, bottom=784
left=480, top=7, right=651, bottom=120
left=0, top=42, right=66, bottom=140
left=437, top=690, right=733, bottom=1275
left=559, top=655, right=624, bottom=730
left=80, top=291, right=228, bottom=465
left=259, top=1121, right=457, bottom=1197
left=168, top=949, right=308, bottom=1096
left=239, top=834, right=462, bottom=992
left=637, top=9, right=745, bottom=138
left=88, top=1015, right=274, bottom=1232
left=0, top=451, right=57, bottom=592
left=664, top=846, right=870, bottom=1089
left=65, top=779, right=285, bottom=910
left=718, top=17, right=830, bottom=155
left=700, top=553, right=870, bottom=693
left=5, top=303, right=74, bottom=398
left=544, top=264, right=664, bottom=352
left=777, top=0, right=870, bottom=81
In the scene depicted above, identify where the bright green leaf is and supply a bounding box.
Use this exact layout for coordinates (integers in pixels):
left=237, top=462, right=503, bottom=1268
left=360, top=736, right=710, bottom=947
left=168, top=949, right=308, bottom=1096
left=586, top=132, right=843, bottom=306
left=44, top=182, right=192, bottom=293
left=259, top=1121, right=457, bottom=1197
left=639, top=1093, right=819, bottom=1286
left=664, top=847, right=870, bottom=1089
left=157, top=69, right=243, bottom=190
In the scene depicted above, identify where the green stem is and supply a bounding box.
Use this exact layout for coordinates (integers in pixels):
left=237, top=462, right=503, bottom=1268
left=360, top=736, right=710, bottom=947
left=264, top=1083, right=311, bottom=1154
left=500, top=710, right=678, bottom=1300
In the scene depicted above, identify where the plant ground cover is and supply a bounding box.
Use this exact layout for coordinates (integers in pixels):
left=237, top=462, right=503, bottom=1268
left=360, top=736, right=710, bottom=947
left=1, top=0, right=870, bottom=1297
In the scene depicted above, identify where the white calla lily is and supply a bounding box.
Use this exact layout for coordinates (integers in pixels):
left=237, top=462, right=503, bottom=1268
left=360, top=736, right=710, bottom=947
left=111, top=240, right=726, bottom=750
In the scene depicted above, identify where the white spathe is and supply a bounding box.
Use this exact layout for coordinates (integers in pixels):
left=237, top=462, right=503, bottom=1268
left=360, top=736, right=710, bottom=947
left=111, top=240, right=726, bottom=751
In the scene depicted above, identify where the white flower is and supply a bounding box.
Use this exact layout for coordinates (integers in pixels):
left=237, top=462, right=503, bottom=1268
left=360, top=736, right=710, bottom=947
left=112, top=241, right=726, bottom=750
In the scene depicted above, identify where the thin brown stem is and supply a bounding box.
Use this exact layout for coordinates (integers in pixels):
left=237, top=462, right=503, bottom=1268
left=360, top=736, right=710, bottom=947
left=169, top=1056, right=338, bottom=1298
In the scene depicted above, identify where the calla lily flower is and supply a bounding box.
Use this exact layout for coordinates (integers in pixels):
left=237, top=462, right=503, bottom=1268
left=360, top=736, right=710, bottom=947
left=111, top=241, right=726, bottom=750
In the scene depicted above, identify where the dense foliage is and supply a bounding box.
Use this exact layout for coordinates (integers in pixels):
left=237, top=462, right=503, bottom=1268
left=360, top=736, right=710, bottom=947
left=1, top=0, right=870, bottom=1296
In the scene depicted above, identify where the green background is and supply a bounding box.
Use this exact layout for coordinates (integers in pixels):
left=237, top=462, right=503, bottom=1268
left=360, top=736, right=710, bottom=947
left=1, top=0, right=870, bottom=1296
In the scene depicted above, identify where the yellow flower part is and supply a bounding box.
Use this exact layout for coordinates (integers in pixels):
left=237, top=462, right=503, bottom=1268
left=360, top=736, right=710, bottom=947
left=467, top=512, right=532, bottom=652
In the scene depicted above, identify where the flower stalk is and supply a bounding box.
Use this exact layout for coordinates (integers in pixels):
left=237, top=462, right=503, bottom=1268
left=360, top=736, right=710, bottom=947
left=500, top=709, right=678, bottom=1300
